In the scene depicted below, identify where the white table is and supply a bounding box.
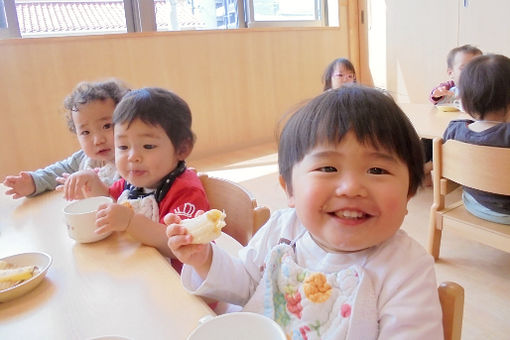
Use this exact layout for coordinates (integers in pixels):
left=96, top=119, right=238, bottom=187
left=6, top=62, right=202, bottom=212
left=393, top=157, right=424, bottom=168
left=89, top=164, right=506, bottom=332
left=0, top=186, right=215, bottom=340
left=398, top=103, right=471, bottom=139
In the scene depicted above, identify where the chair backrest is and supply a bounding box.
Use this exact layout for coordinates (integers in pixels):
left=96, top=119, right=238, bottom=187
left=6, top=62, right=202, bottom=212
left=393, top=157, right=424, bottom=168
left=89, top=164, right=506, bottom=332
left=434, top=138, right=510, bottom=195
left=429, top=138, right=510, bottom=259
left=438, top=281, right=464, bottom=340
left=199, top=173, right=270, bottom=246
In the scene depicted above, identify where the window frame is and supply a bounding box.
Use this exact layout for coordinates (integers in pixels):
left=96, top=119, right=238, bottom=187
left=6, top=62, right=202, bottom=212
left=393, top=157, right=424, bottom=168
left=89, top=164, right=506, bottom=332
left=0, top=0, right=20, bottom=38
left=1, top=0, right=330, bottom=39
left=128, top=0, right=156, bottom=32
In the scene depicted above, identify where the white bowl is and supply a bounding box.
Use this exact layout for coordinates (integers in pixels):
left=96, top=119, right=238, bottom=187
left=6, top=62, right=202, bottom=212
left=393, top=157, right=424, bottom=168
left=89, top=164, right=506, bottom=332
left=0, top=252, right=52, bottom=302
left=64, top=196, right=113, bottom=243
left=187, top=312, right=286, bottom=340
left=87, top=336, right=132, bottom=340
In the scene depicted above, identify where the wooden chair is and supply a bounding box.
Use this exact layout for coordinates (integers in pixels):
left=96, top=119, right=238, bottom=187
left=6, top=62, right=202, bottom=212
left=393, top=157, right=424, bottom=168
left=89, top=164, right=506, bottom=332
left=428, top=138, right=510, bottom=259
left=438, top=281, right=464, bottom=340
left=199, top=173, right=271, bottom=246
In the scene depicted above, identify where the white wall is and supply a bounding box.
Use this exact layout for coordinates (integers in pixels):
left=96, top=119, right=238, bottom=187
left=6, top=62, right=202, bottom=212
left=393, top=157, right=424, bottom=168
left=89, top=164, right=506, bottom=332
left=367, top=0, right=510, bottom=103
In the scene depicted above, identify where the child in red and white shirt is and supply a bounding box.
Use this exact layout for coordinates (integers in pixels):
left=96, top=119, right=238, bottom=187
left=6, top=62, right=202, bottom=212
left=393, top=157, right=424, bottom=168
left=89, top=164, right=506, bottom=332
left=64, top=87, right=209, bottom=268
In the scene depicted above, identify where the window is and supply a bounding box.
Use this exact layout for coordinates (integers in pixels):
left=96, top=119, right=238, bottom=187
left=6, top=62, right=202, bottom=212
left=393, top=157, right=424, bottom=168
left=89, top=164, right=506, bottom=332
left=15, top=0, right=128, bottom=38
left=2, top=0, right=333, bottom=39
left=155, top=0, right=240, bottom=31
left=247, top=0, right=323, bottom=27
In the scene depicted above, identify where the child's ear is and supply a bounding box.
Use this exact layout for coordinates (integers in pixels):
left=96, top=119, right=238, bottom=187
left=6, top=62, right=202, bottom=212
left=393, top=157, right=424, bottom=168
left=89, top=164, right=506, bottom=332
left=177, top=141, right=193, bottom=160
left=279, top=175, right=295, bottom=207
left=447, top=68, right=454, bottom=79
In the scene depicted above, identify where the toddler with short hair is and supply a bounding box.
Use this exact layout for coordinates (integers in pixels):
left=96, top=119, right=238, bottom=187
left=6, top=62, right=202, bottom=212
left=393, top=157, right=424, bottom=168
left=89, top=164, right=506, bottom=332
left=167, top=85, right=443, bottom=339
left=429, top=44, right=482, bottom=105
left=67, top=87, right=209, bottom=262
left=3, top=79, right=128, bottom=199
left=443, top=54, right=510, bottom=224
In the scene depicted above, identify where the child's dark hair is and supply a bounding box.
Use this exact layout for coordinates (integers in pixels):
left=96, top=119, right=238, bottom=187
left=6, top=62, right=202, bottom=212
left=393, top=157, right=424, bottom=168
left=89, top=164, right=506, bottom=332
left=64, top=78, right=129, bottom=133
left=322, top=58, right=356, bottom=91
left=278, top=85, right=424, bottom=196
left=459, top=54, right=510, bottom=119
left=113, top=87, right=196, bottom=153
left=446, top=44, right=482, bottom=69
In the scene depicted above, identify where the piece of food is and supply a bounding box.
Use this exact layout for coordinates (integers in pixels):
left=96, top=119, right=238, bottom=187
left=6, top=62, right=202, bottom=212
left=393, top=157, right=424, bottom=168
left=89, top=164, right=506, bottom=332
left=181, top=209, right=227, bottom=244
left=0, top=260, right=38, bottom=290
left=436, top=104, right=459, bottom=112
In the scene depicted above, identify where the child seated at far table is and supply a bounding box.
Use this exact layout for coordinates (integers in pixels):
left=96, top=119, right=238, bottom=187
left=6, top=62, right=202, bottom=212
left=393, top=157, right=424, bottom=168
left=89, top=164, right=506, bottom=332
left=167, top=85, right=443, bottom=339
left=3, top=79, right=128, bottom=199
left=322, top=57, right=357, bottom=91
left=443, top=54, right=510, bottom=224
left=429, top=44, right=482, bottom=105
left=423, top=45, right=482, bottom=185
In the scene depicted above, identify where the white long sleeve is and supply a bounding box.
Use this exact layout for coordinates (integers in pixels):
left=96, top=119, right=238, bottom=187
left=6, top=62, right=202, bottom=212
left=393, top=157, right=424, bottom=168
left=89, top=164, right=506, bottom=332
left=181, top=208, right=443, bottom=340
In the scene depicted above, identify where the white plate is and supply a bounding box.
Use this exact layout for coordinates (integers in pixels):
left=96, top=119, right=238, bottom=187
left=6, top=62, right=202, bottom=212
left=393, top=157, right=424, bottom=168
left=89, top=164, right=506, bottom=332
left=0, top=252, right=52, bottom=303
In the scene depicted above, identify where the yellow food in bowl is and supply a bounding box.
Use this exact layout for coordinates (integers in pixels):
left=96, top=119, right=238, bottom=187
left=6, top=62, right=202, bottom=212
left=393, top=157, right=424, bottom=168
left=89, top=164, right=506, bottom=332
left=436, top=104, right=459, bottom=112
left=0, top=260, right=38, bottom=290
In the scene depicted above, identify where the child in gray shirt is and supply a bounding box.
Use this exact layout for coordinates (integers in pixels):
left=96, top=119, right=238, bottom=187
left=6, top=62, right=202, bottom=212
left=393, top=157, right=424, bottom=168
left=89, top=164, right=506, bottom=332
left=3, top=79, right=128, bottom=199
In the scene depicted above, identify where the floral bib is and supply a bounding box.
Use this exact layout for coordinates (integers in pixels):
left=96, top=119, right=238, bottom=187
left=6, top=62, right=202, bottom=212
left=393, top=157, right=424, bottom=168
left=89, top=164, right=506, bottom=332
left=243, top=243, right=377, bottom=340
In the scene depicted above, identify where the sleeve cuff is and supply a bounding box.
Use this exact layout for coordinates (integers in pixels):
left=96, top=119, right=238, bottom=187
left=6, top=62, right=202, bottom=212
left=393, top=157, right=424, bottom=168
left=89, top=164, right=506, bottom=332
left=181, top=243, right=228, bottom=296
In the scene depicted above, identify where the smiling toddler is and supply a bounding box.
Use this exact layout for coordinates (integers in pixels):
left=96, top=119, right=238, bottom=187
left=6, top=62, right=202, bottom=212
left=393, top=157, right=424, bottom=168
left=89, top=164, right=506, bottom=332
left=167, top=85, right=443, bottom=339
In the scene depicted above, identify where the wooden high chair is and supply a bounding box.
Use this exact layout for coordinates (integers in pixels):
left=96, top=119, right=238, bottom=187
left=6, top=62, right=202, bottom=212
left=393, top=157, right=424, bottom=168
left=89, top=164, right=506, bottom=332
left=428, top=138, right=510, bottom=259
left=198, top=173, right=271, bottom=246
left=439, top=281, right=464, bottom=340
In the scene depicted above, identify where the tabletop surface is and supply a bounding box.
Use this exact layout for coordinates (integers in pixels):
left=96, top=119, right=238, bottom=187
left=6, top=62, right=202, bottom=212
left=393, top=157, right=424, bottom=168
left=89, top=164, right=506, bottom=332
left=398, top=102, right=471, bottom=139
left=0, top=186, right=215, bottom=340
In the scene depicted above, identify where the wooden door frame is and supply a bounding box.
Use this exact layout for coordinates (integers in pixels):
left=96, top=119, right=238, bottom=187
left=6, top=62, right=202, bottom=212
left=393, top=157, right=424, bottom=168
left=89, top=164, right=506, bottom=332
left=351, top=0, right=371, bottom=86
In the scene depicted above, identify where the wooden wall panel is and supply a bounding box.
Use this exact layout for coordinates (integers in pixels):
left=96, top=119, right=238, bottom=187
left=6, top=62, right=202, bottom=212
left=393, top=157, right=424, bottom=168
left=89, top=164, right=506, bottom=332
left=0, top=27, right=350, bottom=179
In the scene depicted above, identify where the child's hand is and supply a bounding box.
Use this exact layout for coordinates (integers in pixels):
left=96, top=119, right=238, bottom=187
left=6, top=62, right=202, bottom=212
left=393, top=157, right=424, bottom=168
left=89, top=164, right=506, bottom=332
left=2, top=171, right=36, bottom=198
left=55, top=172, right=70, bottom=185
left=432, top=86, right=454, bottom=99
left=55, top=172, right=71, bottom=194
left=57, top=170, right=107, bottom=201
left=165, top=212, right=213, bottom=278
left=95, top=203, right=134, bottom=234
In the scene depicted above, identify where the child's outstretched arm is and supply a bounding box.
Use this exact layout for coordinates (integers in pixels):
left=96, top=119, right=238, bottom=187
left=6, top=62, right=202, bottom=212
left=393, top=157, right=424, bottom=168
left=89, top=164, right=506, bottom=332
left=165, top=212, right=213, bottom=279
left=57, top=169, right=108, bottom=200
left=3, top=171, right=36, bottom=198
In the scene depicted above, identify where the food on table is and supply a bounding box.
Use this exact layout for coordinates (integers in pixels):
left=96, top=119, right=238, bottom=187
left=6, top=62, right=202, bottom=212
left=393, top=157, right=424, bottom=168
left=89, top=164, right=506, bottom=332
left=436, top=104, right=459, bottom=112
left=181, top=209, right=227, bottom=244
left=0, top=260, right=38, bottom=290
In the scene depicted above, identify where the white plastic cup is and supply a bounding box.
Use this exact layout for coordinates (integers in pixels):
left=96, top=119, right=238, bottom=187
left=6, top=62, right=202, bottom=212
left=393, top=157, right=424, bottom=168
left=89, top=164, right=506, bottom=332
left=64, top=196, right=113, bottom=243
left=187, top=312, right=286, bottom=340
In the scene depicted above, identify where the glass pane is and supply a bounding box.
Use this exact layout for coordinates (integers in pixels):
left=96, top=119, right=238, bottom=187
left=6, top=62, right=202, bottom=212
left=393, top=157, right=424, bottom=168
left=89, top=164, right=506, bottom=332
left=326, top=0, right=338, bottom=26
left=0, top=0, right=7, bottom=29
left=253, top=0, right=317, bottom=21
left=156, top=0, right=238, bottom=31
left=15, top=0, right=127, bottom=38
